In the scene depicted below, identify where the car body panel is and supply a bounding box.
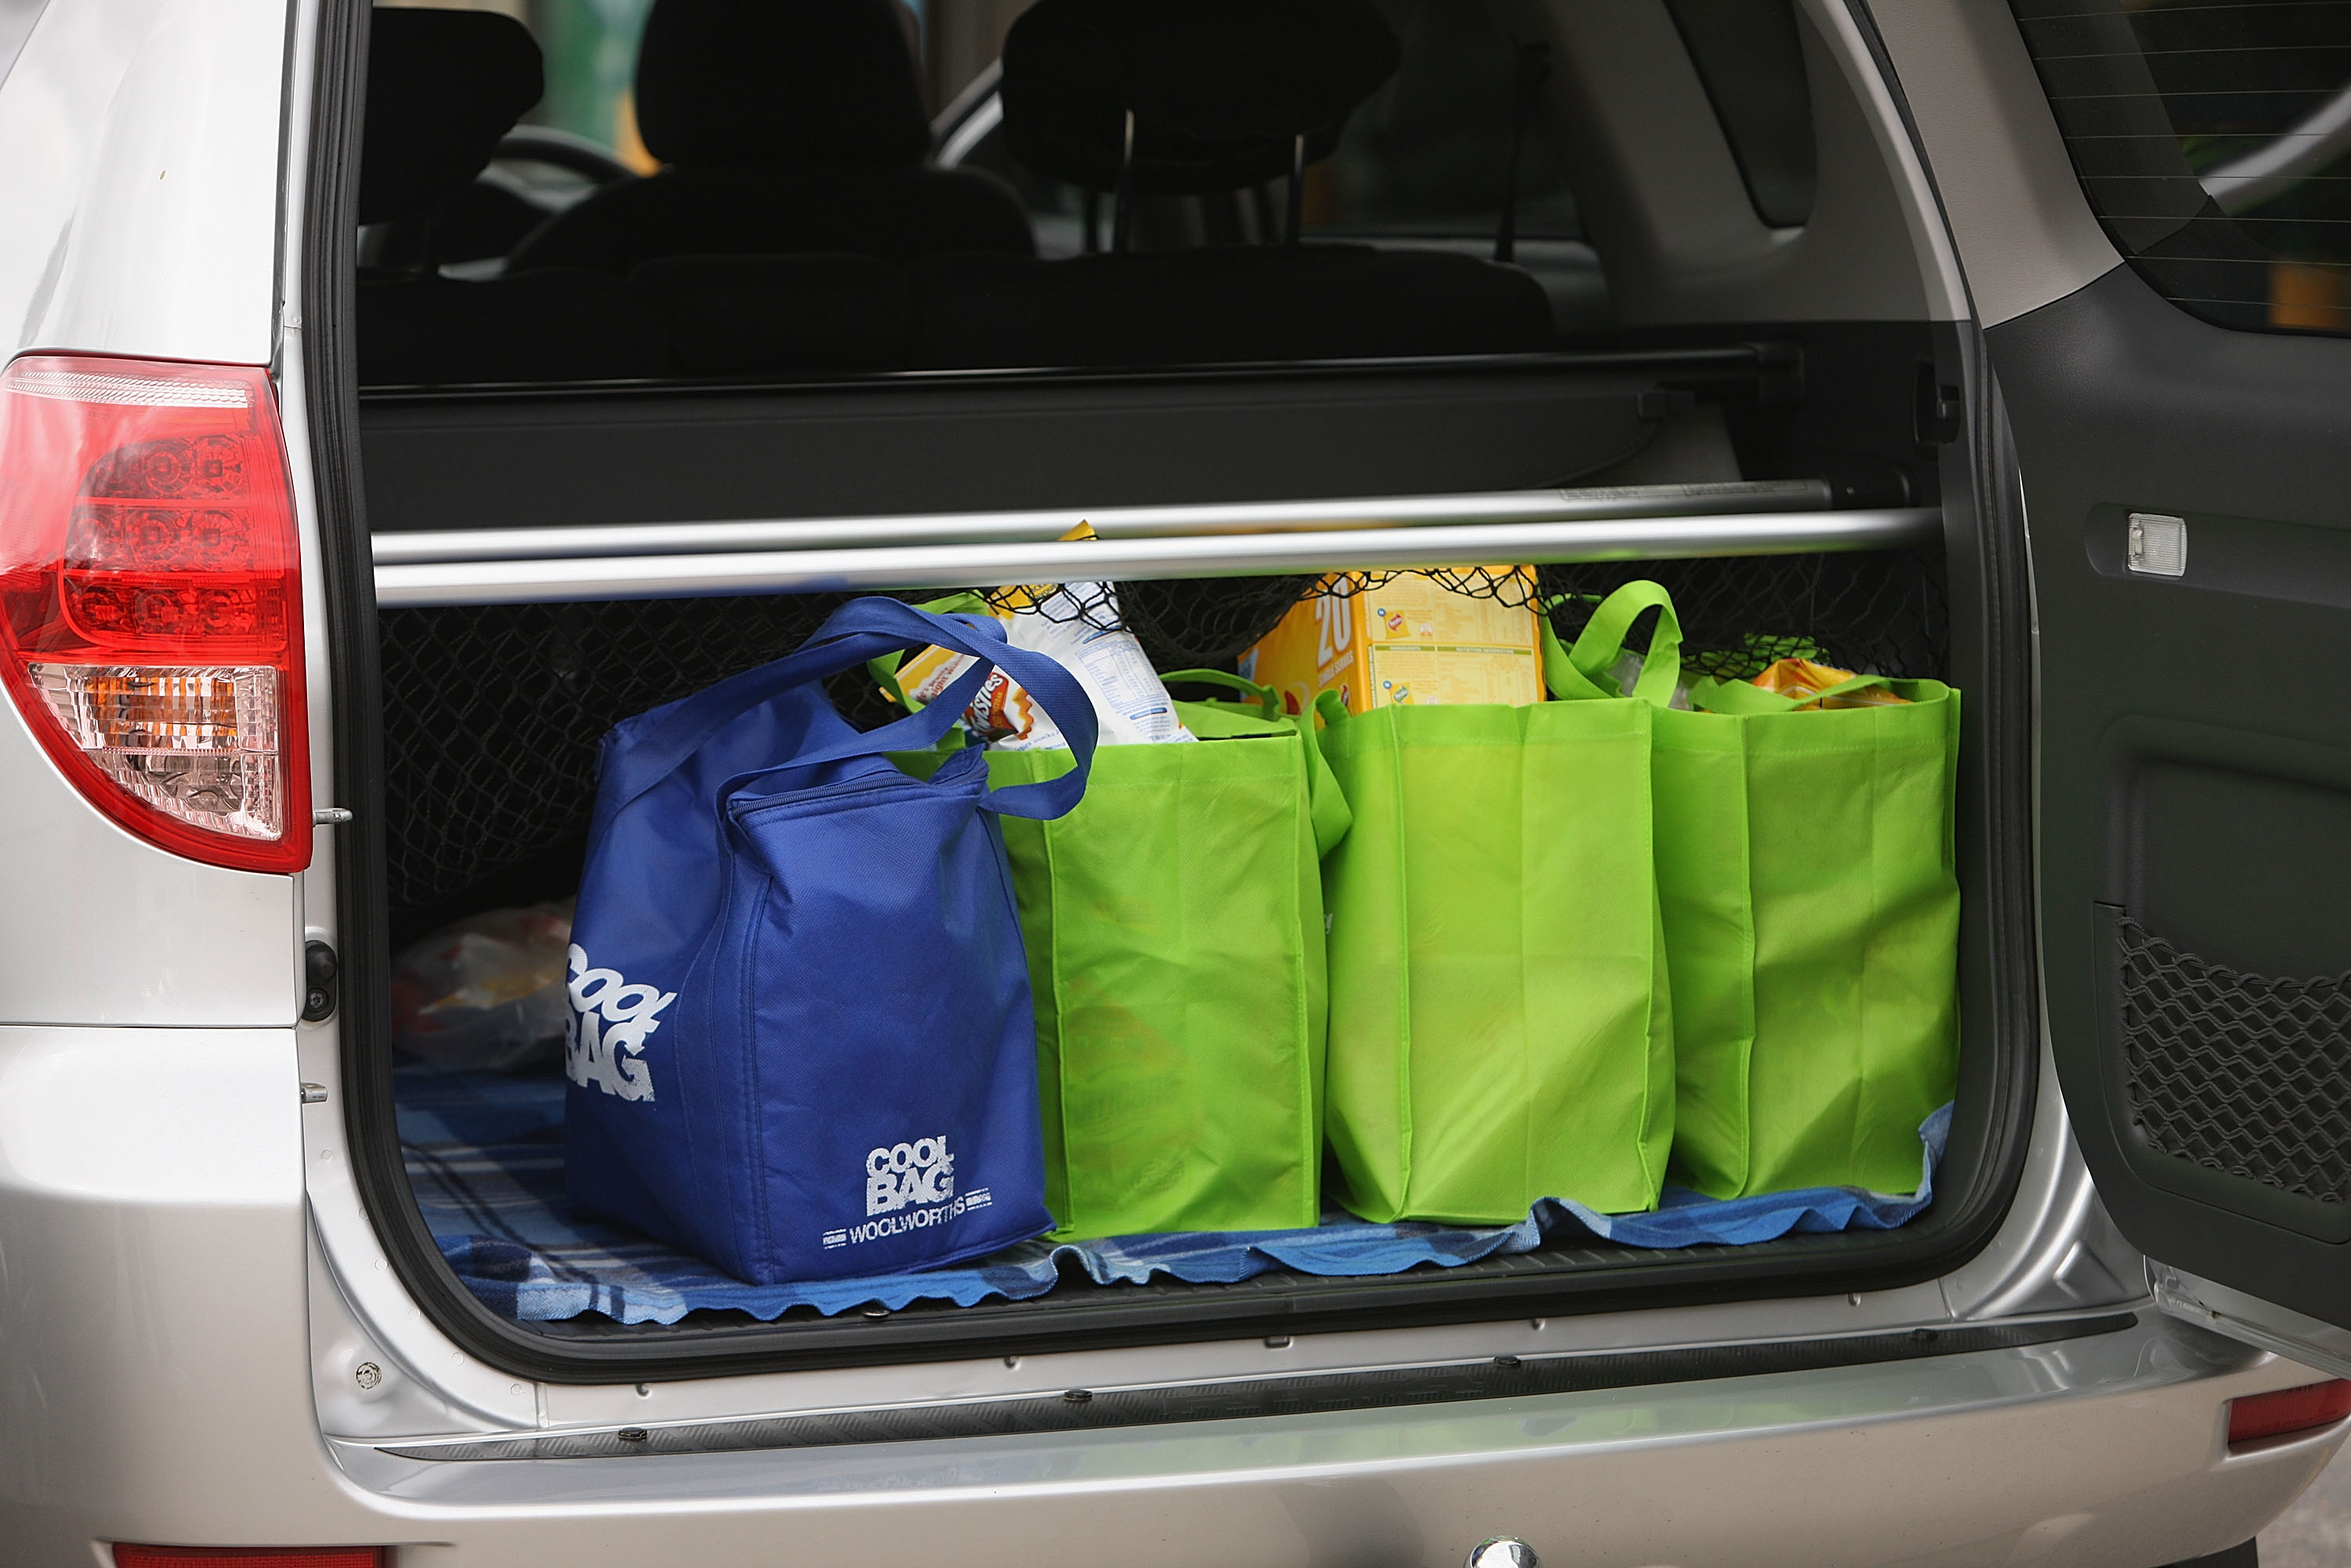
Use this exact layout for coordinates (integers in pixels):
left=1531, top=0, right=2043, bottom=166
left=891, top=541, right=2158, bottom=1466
left=0, top=0, right=302, bottom=1028
left=0, top=685, right=301, bottom=1027
left=305, top=1316, right=2326, bottom=1568
left=1863, top=0, right=2124, bottom=328
left=1872, top=0, right=2351, bottom=1395
left=1537, top=0, right=1966, bottom=326
left=0, top=0, right=284, bottom=367
left=0, top=1026, right=353, bottom=1548
left=2157, top=1265, right=2351, bottom=1389
left=0, top=0, right=49, bottom=89
left=1933, top=1037, right=2145, bottom=1324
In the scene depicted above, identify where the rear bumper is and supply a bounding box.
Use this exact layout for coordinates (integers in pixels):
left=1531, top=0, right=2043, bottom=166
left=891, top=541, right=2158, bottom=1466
left=307, top=1311, right=2333, bottom=1568
left=153, top=1313, right=2351, bottom=1566
left=0, top=1022, right=2333, bottom=1565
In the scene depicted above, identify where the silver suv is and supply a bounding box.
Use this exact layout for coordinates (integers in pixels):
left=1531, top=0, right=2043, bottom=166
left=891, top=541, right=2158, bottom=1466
left=4, top=0, right=2349, bottom=1563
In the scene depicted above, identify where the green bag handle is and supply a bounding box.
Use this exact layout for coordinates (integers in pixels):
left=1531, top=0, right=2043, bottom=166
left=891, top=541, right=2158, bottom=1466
left=1540, top=581, right=1684, bottom=708
left=869, top=591, right=996, bottom=711
left=1296, top=689, right=1353, bottom=857
left=1691, top=670, right=1905, bottom=715
left=1160, top=667, right=1282, bottom=721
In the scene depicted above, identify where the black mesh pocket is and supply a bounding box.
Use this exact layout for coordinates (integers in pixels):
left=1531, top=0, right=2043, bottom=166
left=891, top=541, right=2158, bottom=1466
left=989, top=550, right=1949, bottom=678
left=1538, top=550, right=1947, bottom=683
left=2116, top=916, right=2351, bottom=1204
left=379, top=554, right=1949, bottom=922
left=380, top=594, right=876, bottom=914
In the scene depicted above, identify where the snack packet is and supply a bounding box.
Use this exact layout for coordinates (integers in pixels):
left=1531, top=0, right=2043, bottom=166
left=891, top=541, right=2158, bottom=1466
left=1749, top=656, right=1912, bottom=708
left=888, top=533, right=1196, bottom=747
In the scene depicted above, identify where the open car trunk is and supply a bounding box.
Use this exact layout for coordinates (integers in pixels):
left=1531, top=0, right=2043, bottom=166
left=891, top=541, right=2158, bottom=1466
left=329, top=313, right=2040, bottom=1382
left=308, top=0, right=2041, bottom=1385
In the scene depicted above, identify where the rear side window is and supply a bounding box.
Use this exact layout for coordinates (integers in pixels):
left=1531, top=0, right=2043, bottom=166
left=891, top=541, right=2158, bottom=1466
left=2010, top=0, right=2351, bottom=335
left=1665, top=0, right=1815, bottom=229
left=950, top=0, right=1581, bottom=249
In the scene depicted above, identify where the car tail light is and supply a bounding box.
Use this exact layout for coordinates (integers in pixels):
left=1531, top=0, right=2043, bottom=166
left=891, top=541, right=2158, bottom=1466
left=113, top=1550, right=386, bottom=1568
left=2228, top=1378, right=2351, bottom=1447
left=0, top=356, right=310, bottom=873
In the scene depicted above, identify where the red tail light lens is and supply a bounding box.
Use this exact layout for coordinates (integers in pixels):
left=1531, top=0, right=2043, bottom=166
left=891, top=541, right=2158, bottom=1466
left=0, top=356, right=310, bottom=873
left=2228, top=1378, right=2351, bottom=1447
left=113, top=1550, right=386, bottom=1568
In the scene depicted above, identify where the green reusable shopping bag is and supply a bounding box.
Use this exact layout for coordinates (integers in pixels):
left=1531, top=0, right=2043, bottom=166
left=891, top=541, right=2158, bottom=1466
left=1544, top=581, right=1961, bottom=1199
left=1317, top=687, right=1675, bottom=1224
left=890, top=661, right=1349, bottom=1240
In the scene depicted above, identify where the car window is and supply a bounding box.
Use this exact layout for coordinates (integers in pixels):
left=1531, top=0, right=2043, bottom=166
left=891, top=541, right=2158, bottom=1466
left=2010, top=0, right=2351, bottom=335
left=357, top=0, right=1614, bottom=384
left=934, top=0, right=1599, bottom=333
left=1665, top=0, right=1814, bottom=229
left=374, top=0, right=1585, bottom=252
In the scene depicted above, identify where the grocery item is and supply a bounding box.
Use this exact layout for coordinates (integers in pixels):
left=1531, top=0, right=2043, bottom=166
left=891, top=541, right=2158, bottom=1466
left=389, top=901, right=575, bottom=1071
left=1316, top=688, right=1675, bottom=1223
left=1545, top=581, right=1960, bottom=1199
left=891, top=583, right=1194, bottom=747
left=1746, top=655, right=1914, bottom=708
left=564, top=598, right=1093, bottom=1285
left=896, top=671, right=1349, bottom=1240
left=1240, top=570, right=1543, bottom=715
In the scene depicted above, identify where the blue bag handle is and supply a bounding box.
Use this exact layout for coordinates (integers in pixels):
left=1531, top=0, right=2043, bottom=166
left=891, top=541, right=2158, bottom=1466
left=597, top=597, right=1099, bottom=827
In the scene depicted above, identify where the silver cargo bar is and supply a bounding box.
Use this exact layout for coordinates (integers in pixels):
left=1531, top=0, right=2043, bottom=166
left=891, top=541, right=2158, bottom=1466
left=371, top=480, right=1941, bottom=607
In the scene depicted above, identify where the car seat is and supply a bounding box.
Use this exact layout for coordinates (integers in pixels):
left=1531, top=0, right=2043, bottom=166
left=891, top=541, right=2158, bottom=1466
left=632, top=254, right=915, bottom=374
left=363, top=13, right=614, bottom=271
left=506, top=0, right=1034, bottom=276
left=911, top=0, right=1553, bottom=368
left=357, top=8, right=668, bottom=386
left=1000, top=0, right=1400, bottom=216
left=359, top=6, right=548, bottom=267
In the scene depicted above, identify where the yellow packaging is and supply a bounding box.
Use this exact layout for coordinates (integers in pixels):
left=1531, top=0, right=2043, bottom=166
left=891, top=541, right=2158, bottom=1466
left=1239, top=570, right=1544, bottom=715
left=1749, top=656, right=1912, bottom=708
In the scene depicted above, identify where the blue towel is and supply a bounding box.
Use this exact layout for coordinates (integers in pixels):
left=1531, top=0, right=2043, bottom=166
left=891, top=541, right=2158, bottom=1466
left=398, top=1066, right=1948, bottom=1326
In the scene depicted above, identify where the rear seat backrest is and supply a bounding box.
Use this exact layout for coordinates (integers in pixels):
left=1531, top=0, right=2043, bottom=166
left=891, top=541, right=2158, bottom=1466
left=917, top=0, right=1552, bottom=370
left=632, top=255, right=915, bottom=375
left=359, top=9, right=545, bottom=233
left=999, top=0, right=1400, bottom=198
left=506, top=0, right=1034, bottom=275
left=360, top=268, right=669, bottom=386
left=357, top=7, right=667, bottom=387
left=910, top=245, right=1556, bottom=370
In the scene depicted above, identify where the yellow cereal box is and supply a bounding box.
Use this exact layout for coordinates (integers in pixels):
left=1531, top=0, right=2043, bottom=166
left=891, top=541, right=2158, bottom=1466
left=1238, top=570, right=1544, bottom=715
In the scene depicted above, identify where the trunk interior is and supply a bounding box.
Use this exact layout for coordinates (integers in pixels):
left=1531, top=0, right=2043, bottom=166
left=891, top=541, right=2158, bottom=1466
left=326, top=0, right=2038, bottom=1381
left=343, top=324, right=2033, bottom=1377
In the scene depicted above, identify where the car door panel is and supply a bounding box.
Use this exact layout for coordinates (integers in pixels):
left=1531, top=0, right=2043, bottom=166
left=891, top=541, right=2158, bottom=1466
left=1988, top=259, right=2351, bottom=1326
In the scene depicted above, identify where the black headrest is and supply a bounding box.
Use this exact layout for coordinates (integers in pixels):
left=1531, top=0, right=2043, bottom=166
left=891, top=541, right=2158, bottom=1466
left=360, top=8, right=545, bottom=226
left=1000, top=0, right=1399, bottom=194
left=635, top=0, right=930, bottom=171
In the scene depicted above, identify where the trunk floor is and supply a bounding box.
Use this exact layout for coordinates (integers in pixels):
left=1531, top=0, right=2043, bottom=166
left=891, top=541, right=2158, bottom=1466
left=393, top=1065, right=1947, bottom=1327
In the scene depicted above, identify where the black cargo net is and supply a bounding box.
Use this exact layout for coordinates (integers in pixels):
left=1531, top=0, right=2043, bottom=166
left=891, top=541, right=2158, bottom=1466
left=2117, top=917, right=2351, bottom=1206
left=994, top=552, right=1947, bottom=679
left=1536, top=551, right=1947, bottom=682
left=379, top=593, right=889, bottom=914
left=382, top=552, right=1947, bottom=917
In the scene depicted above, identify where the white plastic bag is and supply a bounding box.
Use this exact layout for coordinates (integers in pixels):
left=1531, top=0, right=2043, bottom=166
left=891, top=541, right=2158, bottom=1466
left=896, top=582, right=1194, bottom=748
left=389, top=900, right=574, bottom=1071
left=999, top=583, right=1195, bottom=747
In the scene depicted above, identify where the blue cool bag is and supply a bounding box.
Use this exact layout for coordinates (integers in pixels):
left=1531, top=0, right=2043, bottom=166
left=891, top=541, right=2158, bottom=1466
left=562, top=597, right=1097, bottom=1285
